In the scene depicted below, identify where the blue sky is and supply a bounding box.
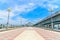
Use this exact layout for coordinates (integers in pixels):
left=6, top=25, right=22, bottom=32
left=0, top=0, right=60, bottom=25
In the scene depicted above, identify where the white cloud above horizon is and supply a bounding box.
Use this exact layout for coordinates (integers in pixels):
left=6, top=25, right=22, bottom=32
left=0, top=0, right=60, bottom=25
left=0, top=10, right=31, bottom=25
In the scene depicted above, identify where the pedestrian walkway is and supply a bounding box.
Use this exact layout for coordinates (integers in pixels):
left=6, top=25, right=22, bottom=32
left=34, top=27, right=60, bottom=40
left=0, top=27, right=60, bottom=40
left=0, top=28, right=26, bottom=40
left=14, top=29, right=45, bottom=40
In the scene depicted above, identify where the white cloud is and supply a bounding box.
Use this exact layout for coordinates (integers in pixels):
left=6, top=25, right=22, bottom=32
left=47, top=4, right=59, bottom=9
left=0, top=10, right=31, bottom=25
left=13, top=3, right=36, bottom=13
left=0, top=10, right=14, bottom=18
left=0, top=0, right=60, bottom=25
left=28, top=3, right=35, bottom=6
left=0, top=10, right=16, bottom=24
left=15, top=17, right=29, bottom=25
left=0, top=2, right=36, bottom=25
left=32, top=0, right=59, bottom=9
left=0, top=17, right=30, bottom=25
left=0, top=0, right=7, bottom=3
left=0, top=0, right=59, bottom=10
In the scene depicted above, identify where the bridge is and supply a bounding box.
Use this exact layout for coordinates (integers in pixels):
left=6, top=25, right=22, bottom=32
left=33, top=10, right=60, bottom=30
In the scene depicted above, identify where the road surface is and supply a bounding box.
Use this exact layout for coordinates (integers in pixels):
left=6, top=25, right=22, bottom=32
left=0, top=27, right=60, bottom=40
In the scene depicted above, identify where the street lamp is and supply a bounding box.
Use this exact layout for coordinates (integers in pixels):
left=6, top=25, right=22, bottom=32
left=48, top=8, right=54, bottom=29
left=6, top=8, right=11, bottom=29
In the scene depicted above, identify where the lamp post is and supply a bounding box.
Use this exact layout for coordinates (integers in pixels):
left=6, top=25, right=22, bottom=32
left=6, top=8, right=11, bottom=29
left=49, top=8, right=54, bottom=29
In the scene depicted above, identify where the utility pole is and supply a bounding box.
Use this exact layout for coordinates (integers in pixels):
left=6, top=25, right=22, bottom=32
left=49, top=8, right=54, bottom=29
left=6, top=8, right=11, bottom=29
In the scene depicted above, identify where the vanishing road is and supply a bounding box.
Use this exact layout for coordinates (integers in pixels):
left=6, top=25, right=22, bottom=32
left=0, top=27, right=60, bottom=40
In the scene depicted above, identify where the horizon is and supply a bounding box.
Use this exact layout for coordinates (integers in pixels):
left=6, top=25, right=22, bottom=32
left=0, top=0, right=60, bottom=25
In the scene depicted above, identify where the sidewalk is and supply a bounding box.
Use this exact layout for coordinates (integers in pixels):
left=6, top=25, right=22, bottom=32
left=0, top=28, right=26, bottom=40
left=14, top=29, right=45, bottom=40
left=34, top=27, right=60, bottom=40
